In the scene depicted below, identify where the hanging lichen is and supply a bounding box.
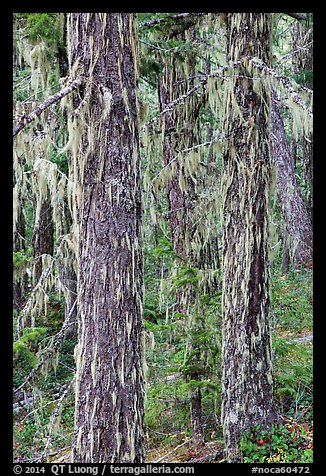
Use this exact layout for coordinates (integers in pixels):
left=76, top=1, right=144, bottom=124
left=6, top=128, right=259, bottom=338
left=220, top=13, right=276, bottom=463
left=64, top=13, right=146, bottom=463
left=13, top=14, right=77, bottom=337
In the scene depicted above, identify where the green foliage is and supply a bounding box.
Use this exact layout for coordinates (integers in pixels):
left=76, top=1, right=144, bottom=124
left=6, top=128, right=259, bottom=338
left=13, top=247, right=32, bottom=269
left=239, top=422, right=313, bottom=463
left=273, top=338, right=312, bottom=418
left=13, top=326, right=47, bottom=387
left=49, top=148, right=69, bottom=176
left=172, top=266, right=200, bottom=289
left=24, top=13, right=63, bottom=46
left=144, top=283, right=222, bottom=448
left=271, top=268, right=313, bottom=334
left=153, top=238, right=176, bottom=258
left=294, top=69, right=313, bottom=88
left=271, top=267, right=313, bottom=421
left=139, top=56, right=163, bottom=87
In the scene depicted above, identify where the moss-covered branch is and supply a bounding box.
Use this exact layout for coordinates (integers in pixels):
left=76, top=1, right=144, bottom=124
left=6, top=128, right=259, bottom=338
left=13, top=79, right=82, bottom=137
left=145, top=57, right=312, bottom=130
left=250, top=57, right=313, bottom=117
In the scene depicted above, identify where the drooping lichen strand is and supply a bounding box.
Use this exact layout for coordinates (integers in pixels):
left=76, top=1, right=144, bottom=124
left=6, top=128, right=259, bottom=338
left=67, top=14, right=145, bottom=463
left=13, top=23, right=74, bottom=328
left=221, top=13, right=275, bottom=462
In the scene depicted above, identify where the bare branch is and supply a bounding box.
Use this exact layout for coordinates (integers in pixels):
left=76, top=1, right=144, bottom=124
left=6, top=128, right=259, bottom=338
left=144, top=63, right=238, bottom=129
left=250, top=58, right=313, bottom=117
left=284, top=13, right=307, bottom=21
left=13, top=79, right=82, bottom=137
left=152, top=439, right=189, bottom=463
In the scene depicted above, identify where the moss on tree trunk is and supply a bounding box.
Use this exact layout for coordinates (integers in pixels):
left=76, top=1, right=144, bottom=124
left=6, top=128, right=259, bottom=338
left=221, top=13, right=276, bottom=462
left=67, top=13, right=145, bottom=463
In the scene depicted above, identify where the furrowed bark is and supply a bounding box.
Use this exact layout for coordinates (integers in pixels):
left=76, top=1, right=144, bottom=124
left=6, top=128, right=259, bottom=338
left=67, top=13, right=145, bottom=463
left=221, top=13, right=276, bottom=462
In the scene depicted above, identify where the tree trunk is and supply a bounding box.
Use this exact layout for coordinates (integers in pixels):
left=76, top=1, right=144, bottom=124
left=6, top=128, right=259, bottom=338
left=157, top=33, right=207, bottom=446
left=157, top=66, right=187, bottom=262
left=289, top=15, right=313, bottom=224
left=221, top=13, right=275, bottom=462
left=67, top=13, right=145, bottom=463
left=56, top=15, right=77, bottom=335
left=32, top=194, right=54, bottom=285
left=13, top=205, right=26, bottom=312
left=270, top=92, right=313, bottom=268
left=190, top=382, right=203, bottom=448
left=281, top=231, right=290, bottom=274
left=57, top=196, right=77, bottom=338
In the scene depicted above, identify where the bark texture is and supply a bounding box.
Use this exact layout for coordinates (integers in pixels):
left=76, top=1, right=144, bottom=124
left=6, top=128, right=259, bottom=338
left=67, top=13, right=145, bottom=463
left=221, top=13, right=275, bottom=462
left=270, top=92, right=313, bottom=268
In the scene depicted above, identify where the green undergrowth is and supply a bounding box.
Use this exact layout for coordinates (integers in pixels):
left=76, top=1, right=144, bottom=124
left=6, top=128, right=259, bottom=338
left=239, top=421, right=313, bottom=463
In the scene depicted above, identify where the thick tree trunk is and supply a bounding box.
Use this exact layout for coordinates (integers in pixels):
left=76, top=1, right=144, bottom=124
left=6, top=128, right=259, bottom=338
left=67, top=13, right=145, bottom=463
left=270, top=92, right=313, bottom=268
left=221, top=13, right=275, bottom=462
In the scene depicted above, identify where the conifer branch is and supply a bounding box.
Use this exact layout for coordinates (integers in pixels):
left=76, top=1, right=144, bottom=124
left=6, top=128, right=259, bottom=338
left=144, top=64, right=238, bottom=128
left=13, top=79, right=82, bottom=137
left=16, top=237, right=67, bottom=338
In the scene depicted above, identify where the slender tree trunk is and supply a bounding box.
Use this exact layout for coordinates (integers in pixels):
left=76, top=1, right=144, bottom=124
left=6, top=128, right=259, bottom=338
left=281, top=230, right=290, bottom=274
left=292, top=15, right=313, bottom=220
left=157, top=35, right=207, bottom=446
left=270, top=92, right=313, bottom=268
left=221, top=13, right=275, bottom=462
left=32, top=194, right=54, bottom=285
left=157, top=67, right=186, bottom=262
left=57, top=196, right=77, bottom=338
left=56, top=15, right=77, bottom=334
left=13, top=205, right=26, bottom=311
left=67, top=13, right=145, bottom=463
